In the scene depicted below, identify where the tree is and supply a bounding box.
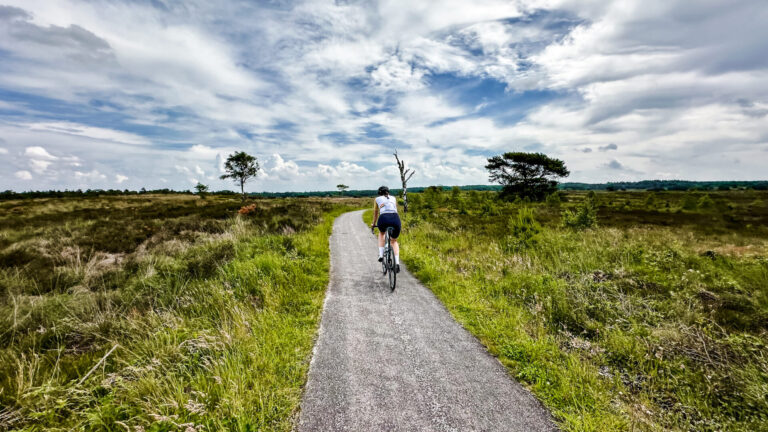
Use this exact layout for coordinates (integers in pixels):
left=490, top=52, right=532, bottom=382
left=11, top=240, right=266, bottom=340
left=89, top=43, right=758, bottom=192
left=220, top=151, right=259, bottom=202
left=337, top=184, right=349, bottom=195
left=394, top=150, right=416, bottom=213
left=485, top=152, right=569, bottom=201
left=194, top=182, right=209, bottom=199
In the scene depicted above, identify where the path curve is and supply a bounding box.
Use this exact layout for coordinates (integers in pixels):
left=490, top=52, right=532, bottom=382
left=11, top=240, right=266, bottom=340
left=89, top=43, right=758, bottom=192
left=298, top=210, right=558, bottom=432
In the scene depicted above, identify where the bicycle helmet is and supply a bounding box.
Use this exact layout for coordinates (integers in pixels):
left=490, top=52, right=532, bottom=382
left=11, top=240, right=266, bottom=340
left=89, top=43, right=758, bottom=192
left=377, top=185, right=389, bottom=196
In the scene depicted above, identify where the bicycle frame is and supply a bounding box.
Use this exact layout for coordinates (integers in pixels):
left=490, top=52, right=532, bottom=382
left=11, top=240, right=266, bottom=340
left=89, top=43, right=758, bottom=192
left=373, top=224, right=397, bottom=291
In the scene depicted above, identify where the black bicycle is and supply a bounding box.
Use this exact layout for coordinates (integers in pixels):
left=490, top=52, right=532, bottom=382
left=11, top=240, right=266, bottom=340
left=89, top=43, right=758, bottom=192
left=372, top=225, right=397, bottom=291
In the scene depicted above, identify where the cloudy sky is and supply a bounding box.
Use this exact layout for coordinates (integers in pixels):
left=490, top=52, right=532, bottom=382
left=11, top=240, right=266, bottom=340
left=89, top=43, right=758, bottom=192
left=1, top=0, right=767, bottom=192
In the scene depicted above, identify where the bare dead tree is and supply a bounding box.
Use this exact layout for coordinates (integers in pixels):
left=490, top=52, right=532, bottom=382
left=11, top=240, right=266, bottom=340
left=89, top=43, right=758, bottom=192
left=394, top=150, right=415, bottom=214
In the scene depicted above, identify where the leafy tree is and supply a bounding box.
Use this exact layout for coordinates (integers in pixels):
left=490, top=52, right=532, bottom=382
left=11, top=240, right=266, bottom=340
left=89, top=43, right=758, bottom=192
left=194, top=183, right=209, bottom=199
left=485, top=152, right=569, bottom=201
left=336, top=184, right=349, bottom=194
left=220, top=152, right=260, bottom=202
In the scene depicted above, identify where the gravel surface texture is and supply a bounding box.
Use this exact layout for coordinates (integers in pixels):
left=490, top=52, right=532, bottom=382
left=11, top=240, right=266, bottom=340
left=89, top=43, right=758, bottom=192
left=298, top=210, right=558, bottom=432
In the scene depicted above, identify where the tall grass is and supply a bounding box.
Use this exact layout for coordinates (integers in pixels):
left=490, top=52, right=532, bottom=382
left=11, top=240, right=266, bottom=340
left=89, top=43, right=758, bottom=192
left=376, top=190, right=768, bottom=431
left=1, top=195, right=363, bottom=430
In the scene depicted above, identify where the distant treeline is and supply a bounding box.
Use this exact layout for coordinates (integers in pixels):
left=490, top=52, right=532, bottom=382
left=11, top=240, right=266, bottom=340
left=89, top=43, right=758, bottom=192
left=2, top=180, right=767, bottom=201
left=559, top=180, right=768, bottom=191
left=0, top=188, right=231, bottom=201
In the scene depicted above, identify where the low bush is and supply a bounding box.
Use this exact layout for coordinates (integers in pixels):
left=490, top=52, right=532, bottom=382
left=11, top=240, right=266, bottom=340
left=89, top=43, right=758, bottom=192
left=401, top=189, right=768, bottom=431
left=504, top=207, right=542, bottom=252
left=561, top=200, right=597, bottom=230
left=0, top=195, right=364, bottom=430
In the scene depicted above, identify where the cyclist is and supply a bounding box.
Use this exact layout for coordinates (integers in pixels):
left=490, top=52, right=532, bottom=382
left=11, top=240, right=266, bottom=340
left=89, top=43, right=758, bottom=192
left=371, top=185, right=401, bottom=273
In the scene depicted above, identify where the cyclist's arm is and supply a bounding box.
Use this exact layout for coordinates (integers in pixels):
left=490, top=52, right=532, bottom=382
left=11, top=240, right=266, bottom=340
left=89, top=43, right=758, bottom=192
left=371, top=199, right=379, bottom=227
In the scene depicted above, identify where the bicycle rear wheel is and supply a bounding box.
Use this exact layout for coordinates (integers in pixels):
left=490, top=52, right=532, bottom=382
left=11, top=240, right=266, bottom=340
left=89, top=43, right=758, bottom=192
left=388, top=257, right=396, bottom=291
left=387, top=229, right=396, bottom=291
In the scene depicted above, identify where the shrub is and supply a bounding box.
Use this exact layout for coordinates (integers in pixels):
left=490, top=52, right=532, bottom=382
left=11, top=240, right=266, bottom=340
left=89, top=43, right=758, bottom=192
left=450, top=186, right=461, bottom=204
left=682, top=193, right=698, bottom=210
left=644, top=192, right=656, bottom=208
left=698, top=194, right=715, bottom=210
left=561, top=200, right=597, bottom=230
left=481, top=201, right=500, bottom=216
left=423, top=186, right=443, bottom=209
left=545, top=192, right=561, bottom=207
left=504, top=207, right=542, bottom=252
left=238, top=203, right=258, bottom=215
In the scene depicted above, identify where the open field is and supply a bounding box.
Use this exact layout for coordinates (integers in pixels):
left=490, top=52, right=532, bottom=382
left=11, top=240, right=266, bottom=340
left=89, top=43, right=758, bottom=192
left=0, top=195, right=364, bottom=431
left=368, top=189, right=768, bottom=431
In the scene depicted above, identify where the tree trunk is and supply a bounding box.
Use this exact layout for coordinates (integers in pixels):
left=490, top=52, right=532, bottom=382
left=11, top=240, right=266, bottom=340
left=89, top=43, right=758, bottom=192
left=240, top=179, right=245, bottom=202
left=402, top=185, right=408, bottom=214
left=394, top=150, right=414, bottom=214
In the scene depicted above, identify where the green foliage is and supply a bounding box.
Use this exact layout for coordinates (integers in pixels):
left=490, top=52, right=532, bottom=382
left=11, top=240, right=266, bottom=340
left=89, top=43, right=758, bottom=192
left=485, top=152, right=570, bottom=201
left=422, top=186, right=444, bottom=210
left=682, top=193, right=699, bottom=210
left=0, top=196, right=363, bottom=430
left=561, top=200, right=597, bottom=230
left=698, top=193, right=715, bottom=210
left=504, top=207, right=542, bottom=252
left=450, top=186, right=461, bottom=203
left=545, top=192, right=562, bottom=207
left=220, top=151, right=260, bottom=199
left=194, top=182, right=209, bottom=199
left=644, top=192, right=656, bottom=208
left=336, top=184, right=349, bottom=193
left=401, top=191, right=768, bottom=431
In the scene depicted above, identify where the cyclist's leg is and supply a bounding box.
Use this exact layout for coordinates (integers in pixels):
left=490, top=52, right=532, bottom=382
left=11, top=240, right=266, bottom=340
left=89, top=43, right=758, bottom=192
left=390, top=238, right=399, bottom=257
left=389, top=215, right=402, bottom=269
left=377, top=214, right=393, bottom=260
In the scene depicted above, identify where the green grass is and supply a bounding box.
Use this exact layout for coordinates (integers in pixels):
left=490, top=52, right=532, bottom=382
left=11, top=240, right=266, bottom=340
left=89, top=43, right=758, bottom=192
left=1, top=195, right=364, bottom=430
left=368, top=190, right=768, bottom=431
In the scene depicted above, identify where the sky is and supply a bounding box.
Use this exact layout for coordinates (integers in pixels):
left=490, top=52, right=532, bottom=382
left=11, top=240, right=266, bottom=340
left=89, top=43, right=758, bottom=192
left=0, top=0, right=767, bottom=192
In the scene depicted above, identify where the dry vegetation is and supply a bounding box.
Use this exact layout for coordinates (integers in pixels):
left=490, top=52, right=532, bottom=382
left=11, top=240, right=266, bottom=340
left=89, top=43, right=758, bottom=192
left=0, top=194, right=364, bottom=431
left=371, top=188, right=768, bottom=432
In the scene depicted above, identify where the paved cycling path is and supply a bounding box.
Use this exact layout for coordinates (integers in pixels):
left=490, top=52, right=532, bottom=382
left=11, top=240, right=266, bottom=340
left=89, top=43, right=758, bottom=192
left=297, top=210, right=557, bottom=432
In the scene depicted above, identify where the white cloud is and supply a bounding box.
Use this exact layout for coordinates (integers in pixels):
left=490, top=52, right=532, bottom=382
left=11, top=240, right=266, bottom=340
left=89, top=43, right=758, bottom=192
left=29, top=159, right=53, bottom=174
left=15, top=170, right=33, bottom=180
left=0, top=147, right=8, bottom=154
left=74, top=170, right=107, bottom=181
left=115, top=174, right=128, bottom=183
left=1, top=0, right=767, bottom=191
left=27, top=122, right=150, bottom=145
left=25, top=146, right=58, bottom=160
left=266, top=154, right=301, bottom=181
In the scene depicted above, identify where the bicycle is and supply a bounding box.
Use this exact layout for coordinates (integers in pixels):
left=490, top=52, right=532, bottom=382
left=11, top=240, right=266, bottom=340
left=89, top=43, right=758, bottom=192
left=372, top=225, right=397, bottom=291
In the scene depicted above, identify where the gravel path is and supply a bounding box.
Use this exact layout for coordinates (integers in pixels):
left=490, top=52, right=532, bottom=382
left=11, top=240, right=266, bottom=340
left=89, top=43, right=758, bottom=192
left=297, top=210, right=558, bottom=432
